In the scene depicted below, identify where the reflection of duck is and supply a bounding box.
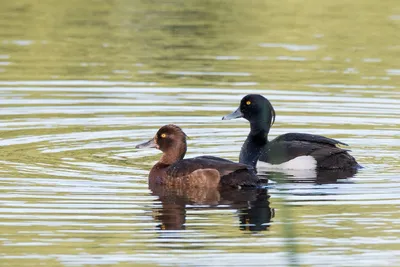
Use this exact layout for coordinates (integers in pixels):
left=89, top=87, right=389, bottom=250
left=222, top=94, right=361, bottom=174
left=262, top=168, right=358, bottom=184
left=151, top=183, right=274, bottom=232
left=136, top=124, right=260, bottom=188
left=233, top=189, right=275, bottom=232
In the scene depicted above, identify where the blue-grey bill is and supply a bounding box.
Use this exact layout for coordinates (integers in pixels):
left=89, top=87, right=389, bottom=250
left=222, top=107, right=243, bottom=120
left=135, top=138, right=157, bottom=149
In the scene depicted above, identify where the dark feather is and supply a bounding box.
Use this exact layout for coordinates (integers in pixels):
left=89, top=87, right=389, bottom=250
left=219, top=169, right=260, bottom=187
left=273, top=133, right=348, bottom=146
left=260, top=139, right=357, bottom=169
left=166, top=156, right=253, bottom=178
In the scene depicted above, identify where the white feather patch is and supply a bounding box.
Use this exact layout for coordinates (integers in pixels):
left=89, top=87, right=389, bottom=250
left=256, top=155, right=317, bottom=171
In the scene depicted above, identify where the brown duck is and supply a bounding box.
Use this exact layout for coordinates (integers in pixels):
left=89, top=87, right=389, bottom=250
left=135, top=124, right=259, bottom=189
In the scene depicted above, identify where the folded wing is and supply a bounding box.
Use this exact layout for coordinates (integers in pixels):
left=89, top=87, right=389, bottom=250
left=260, top=134, right=354, bottom=168
left=273, top=133, right=348, bottom=146
left=167, top=156, right=253, bottom=178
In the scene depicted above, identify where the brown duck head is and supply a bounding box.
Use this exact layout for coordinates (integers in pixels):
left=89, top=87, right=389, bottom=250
left=135, top=124, right=187, bottom=165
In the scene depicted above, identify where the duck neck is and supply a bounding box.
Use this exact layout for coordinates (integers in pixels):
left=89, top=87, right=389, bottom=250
left=239, top=123, right=269, bottom=168
left=250, top=121, right=270, bottom=136
left=159, top=141, right=187, bottom=165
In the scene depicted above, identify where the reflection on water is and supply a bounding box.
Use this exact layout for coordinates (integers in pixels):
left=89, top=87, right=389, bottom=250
left=0, top=84, right=399, bottom=266
left=151, top=185, right=274, bottom=232
left=0, top=0, right=400, bottom=266
left=263, top=168, right=359, bottom=184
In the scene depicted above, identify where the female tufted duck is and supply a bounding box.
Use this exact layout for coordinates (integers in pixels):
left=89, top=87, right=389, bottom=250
left=135, top=124, right=260, bottom=188
left=222, top=94, right=361, bottom=171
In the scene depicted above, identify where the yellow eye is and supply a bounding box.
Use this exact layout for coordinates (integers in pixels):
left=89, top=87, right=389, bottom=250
left=161, top=133, right=166, bottom=138
left=246, top=100, right=251, bottom=105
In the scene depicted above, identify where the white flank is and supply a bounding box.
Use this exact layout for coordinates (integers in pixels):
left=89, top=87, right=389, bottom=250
left=257, top=155, right=317, bottom=170
left=256, top=155, right=318, bottom=178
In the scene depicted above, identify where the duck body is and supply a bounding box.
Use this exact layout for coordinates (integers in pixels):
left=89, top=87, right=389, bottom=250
left=136, top=125, right=259, bottom=189
left=223, top=94, right=361, bottom=171
left=257, top=132, right=359, bottom=171
left=149, top=155, right=258, bottom=188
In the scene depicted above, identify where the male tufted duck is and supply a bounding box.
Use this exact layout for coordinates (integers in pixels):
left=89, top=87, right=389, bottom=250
left=222, top=94, right=361, bottom=171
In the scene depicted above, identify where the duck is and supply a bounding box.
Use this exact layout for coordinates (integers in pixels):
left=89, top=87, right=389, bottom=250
left=135, top=124, right=260, bottom=189
left=222, top=94, right=361, bottom=171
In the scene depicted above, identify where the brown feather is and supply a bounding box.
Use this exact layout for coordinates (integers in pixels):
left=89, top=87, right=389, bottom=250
left=139, top=124, right=259, bottom=189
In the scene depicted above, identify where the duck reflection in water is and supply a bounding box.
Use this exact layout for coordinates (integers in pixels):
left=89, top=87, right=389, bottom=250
left=260, top=168, right=358, bottom=184
left=135, top=124, right=273, bottom=231
left=151, top=184, right=274, bottom=232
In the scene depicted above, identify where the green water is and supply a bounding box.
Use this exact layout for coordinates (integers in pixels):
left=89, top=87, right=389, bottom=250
left=1, top=0, right=399, bottom=85
left=0, top=1, right=399, bottom=266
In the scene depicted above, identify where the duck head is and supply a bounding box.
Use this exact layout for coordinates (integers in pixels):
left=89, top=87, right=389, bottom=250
left=222, top=94, right=275, bottom=132
left=136, top=124, right=187, bottom=164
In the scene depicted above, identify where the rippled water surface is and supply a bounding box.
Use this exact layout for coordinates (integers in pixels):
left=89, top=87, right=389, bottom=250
left=1, top=1, right=400, bottom=266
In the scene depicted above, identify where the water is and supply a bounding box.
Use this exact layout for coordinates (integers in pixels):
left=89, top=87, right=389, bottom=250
left=0, top=1, right=400, bottom=266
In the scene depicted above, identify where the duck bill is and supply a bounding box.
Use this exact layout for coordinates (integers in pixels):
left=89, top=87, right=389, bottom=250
left=135, top=138, right=158, bottom=149
left=222, top=107, right=243, bottom=120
